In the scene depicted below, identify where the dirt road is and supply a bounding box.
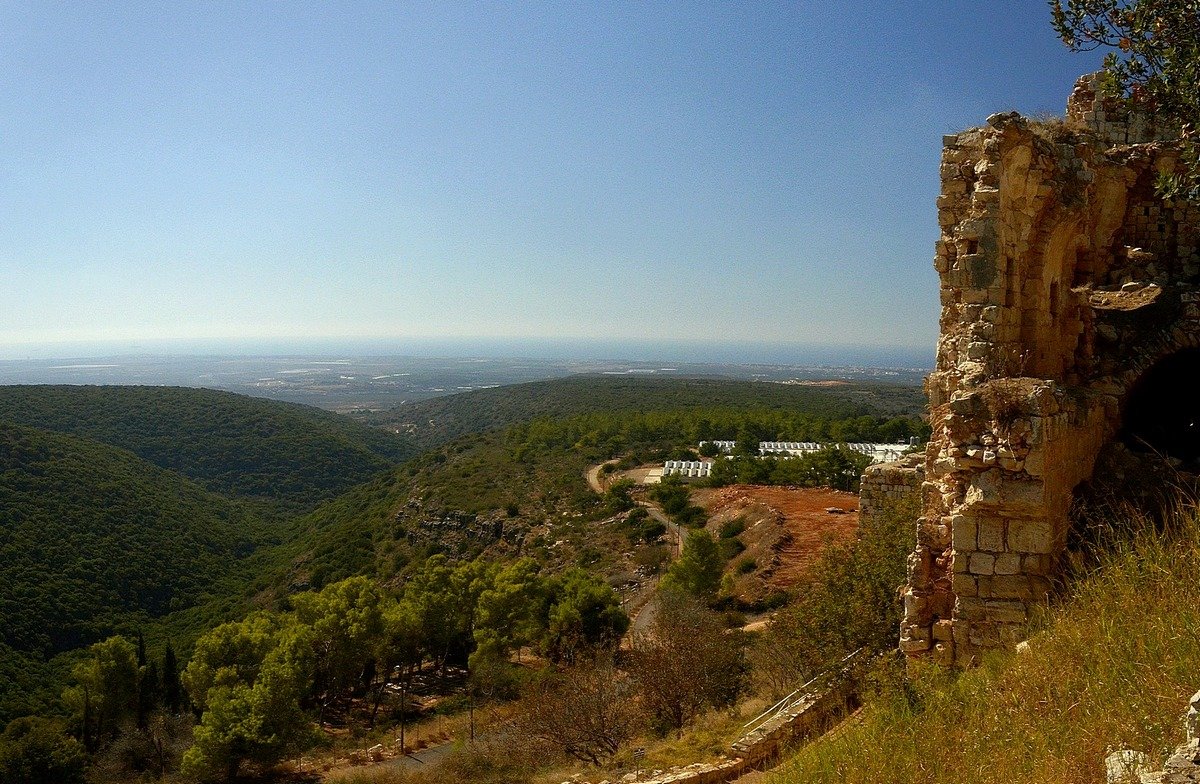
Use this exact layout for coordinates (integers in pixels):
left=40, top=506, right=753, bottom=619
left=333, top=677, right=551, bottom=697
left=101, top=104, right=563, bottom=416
left=585, top=459, right=619, bottom=493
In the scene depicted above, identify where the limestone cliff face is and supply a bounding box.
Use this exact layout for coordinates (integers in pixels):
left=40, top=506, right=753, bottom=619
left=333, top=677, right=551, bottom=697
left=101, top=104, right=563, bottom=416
left=900, top=75, right=1200, bottom=664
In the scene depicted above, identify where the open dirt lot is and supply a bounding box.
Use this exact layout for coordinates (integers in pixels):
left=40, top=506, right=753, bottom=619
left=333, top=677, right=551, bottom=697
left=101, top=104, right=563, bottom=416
left=692, top=485, right=859, bottom=591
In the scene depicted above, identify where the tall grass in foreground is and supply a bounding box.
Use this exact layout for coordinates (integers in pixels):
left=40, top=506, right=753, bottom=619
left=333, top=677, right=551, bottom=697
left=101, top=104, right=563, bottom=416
left=770, top=508, right=1200, bottom=784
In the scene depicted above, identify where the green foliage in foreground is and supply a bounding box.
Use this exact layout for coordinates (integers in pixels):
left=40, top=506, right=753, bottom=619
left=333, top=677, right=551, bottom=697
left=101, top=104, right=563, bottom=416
left=176, top=560, right=626, bottom=780
left=0, top=385, right=414, bottom=514
left=1052, top=0, right=1200, bottom=198
left=753, top=491, right=919, bottom=695
left=661, top=531, right=724, bottom=601
left=769, top=509, right=1200, bottom=784
left=182, top=617, right=316, bottom=781
left=0, top=716, right=87, bottom=784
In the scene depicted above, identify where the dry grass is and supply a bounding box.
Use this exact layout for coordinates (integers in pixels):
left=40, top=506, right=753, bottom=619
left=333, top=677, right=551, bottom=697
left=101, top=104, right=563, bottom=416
left=768, top=508, right=1200, bottom=784
left=622, top=699, right=770, bottom=772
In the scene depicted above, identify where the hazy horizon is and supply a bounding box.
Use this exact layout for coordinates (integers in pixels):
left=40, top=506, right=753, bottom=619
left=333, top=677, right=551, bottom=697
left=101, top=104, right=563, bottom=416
left=0, top=336, right=934, bottom=369
left=2, top=2, right=1101, bottom=356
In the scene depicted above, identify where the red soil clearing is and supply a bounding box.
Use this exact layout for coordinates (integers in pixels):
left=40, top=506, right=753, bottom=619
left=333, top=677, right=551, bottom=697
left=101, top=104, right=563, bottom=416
left=694, top=485, right=859, bottom=589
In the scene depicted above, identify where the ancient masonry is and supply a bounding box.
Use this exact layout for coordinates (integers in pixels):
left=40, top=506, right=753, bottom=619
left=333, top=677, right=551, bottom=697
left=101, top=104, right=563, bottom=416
left=858, top=454, right=924, bottom=528
left=894, top=74, right=1200, bottom=664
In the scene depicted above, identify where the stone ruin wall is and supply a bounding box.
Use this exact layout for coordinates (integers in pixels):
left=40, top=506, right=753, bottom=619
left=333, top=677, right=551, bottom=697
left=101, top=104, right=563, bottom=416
left=858, top=454, right=923, bottom=528
left=898, top=74, right=1200, bottom=665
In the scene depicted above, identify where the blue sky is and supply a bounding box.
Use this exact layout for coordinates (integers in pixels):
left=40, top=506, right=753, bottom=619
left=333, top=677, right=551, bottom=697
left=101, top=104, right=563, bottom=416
left=0, top=2, right=1103, bottom=361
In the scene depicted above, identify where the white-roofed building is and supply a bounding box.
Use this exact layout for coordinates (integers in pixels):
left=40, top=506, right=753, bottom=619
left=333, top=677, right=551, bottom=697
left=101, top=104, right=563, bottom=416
left=697, top=440, right=913, bottom=465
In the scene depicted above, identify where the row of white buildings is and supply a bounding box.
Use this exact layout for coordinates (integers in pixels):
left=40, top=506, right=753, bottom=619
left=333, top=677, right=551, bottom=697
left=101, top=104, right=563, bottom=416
left=700, top=440, right=913, bottom=463
left=660, top=440, right=915, bottom=477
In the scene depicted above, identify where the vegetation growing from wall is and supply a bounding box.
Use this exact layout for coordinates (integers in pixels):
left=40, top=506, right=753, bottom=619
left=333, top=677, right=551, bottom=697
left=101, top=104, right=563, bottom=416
left=1052, top=0, right=1200, bottom=197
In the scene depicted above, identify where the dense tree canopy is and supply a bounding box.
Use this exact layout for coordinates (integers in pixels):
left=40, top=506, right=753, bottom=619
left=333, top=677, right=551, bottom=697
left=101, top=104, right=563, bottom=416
left=660, top=531, right=724, bottom=601
left=0, top=421, right=270, bottom=721
left=0, top=385, right=413, bottom=514
left=0, top=716, right=87, bottom=784
left=181, top=620, right=316, bottom=781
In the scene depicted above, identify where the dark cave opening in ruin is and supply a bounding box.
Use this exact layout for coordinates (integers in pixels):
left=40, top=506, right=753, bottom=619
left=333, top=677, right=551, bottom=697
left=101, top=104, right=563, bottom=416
left=1121, top=348, right=1200, bottom=470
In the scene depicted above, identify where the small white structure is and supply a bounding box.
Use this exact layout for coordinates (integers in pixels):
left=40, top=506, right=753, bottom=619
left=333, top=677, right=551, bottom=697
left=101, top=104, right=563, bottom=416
left=662, top=460, right=714, bottom=478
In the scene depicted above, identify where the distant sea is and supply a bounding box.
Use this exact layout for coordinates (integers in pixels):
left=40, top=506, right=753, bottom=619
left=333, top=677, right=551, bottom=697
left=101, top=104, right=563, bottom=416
left=0, top=336, right=934, bottom=368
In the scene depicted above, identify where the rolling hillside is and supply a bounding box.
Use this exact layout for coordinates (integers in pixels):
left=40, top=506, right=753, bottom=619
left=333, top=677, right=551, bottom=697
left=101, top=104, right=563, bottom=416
left=357, top=376, right=927, bottom=450
left=0, top=377, right=927, bottom=724
left=0, top=385, right=415, bottom=514
left=0, top=421, right=269, bottom=654
left=0, top=421, right=274, bottom=719
left=274, top=378, right=929, bottom=592
left=0, top=385, right=417, bottom=722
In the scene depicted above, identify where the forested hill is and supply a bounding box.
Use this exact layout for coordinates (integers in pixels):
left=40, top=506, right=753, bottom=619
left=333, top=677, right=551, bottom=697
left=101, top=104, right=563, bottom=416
left=278, top=378, right=929, bottom=592
left=356, top=376, right=927, bottom=451
left=0, top=385, right=415, bottom=514
left=0, top=421, right=270, bottom=718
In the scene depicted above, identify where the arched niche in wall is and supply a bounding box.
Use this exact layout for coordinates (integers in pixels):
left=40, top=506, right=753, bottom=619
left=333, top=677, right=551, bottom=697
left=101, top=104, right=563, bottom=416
left=1023, top=220, right=1088, bottom=380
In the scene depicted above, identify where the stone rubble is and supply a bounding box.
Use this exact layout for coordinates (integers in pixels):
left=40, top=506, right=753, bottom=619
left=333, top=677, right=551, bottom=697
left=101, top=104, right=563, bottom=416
left=1108, top=691, right=1200, bottom=784
left=857, top=454, right=923, bottom=528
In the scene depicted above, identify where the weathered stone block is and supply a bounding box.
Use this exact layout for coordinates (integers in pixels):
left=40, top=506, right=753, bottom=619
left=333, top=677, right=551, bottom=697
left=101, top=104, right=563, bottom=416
left=989, top=576, right=1034, bottom=600
left=984, top=599, right=1027, bottom=624
left=1009, top=518, right=1054, bottom=554
left=969, top=553, right=995, bottom=575
left=952, top=573, right=978, bottom=597
left=977, top=519, right=1005, bottom=552
left=1022, top=554, right=1052, bottom=575
left=950, top=515, right=976, bottom=551
left=956, top=597, right=986, bottom=620
left=993, top=552, right=1021, bottom=575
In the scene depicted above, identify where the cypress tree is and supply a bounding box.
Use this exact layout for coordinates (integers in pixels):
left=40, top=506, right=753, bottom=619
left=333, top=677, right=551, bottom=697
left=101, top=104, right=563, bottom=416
left=161, top=643, right=182, bottom=713
left=138, top=660, right=158, bottom=728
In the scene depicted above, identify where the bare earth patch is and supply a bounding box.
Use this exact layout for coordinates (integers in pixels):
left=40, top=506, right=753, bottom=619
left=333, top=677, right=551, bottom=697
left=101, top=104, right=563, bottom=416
left=692, top=485, right=859, bottom=593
